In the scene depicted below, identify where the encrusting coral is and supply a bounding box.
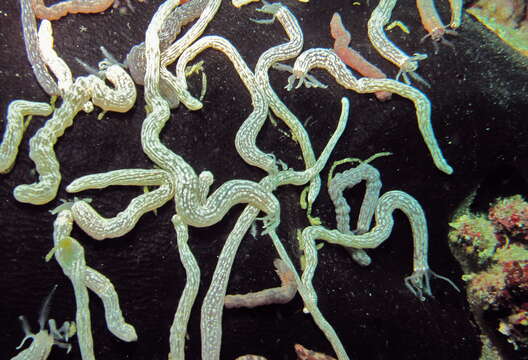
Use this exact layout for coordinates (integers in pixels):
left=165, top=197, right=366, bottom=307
left=449, top=194, right=528, bottom=357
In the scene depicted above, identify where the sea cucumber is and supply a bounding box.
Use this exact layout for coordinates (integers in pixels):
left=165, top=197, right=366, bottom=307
left=32, top=0, right=114, bottom=20
left=330, top=12, right=391, bottom=101
left=124, top=0, right=208, bottom=86
left=13, top=64, right=136, bottom=205
left=38, top=20, right=73, bottom=95
left=224, top=259, right=297, bottom=308
left=367, top=0, right=428, bottom=85
left=0, top=100, right=53, bottom=174
left=416, top=0, right=458, bottom=51
left=20, top=0, right=59, bottom=96
left=289, top=48, right=452, bottom=174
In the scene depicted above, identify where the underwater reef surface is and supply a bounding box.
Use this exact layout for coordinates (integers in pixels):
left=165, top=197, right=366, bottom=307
left=467, top=0, right=528, bottom=56
left=0, top=0, right=527, bottom=359
left=450, top=195, right=528, bottom=359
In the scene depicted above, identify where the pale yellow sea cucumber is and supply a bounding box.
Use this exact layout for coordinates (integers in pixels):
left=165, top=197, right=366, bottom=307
left=13, top=64, right=136, bottom=205
left=301, top=190, right=453, bottom=300
left=232, top=0, right=308, bottom=7
left=67, top=168, right=171, bottom=192
left=125, top=0, right=208, bottom=109
left=11, top=329, right=56, bottom=360
left=0, top=100, right=53, bottom=174
left=83, top=268, right=137, bottom=342
left=328, top=161, right=383, bottom=266
left=200, top=97, right=350, bottom=360
left=231, top=0, right=259, bottom=8
left=267, top=228, right=350, bottom=360
left=157, top=0, right=221, bottom=108
left=125, top=0, right=207, bottom=85
left=160, top=0, right=221, bottom=66
left=329, top=162, right=381, bottom=235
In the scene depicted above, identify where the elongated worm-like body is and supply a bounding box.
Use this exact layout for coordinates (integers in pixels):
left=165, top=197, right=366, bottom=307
left=0, top=100, right=53, bottom=173
left=224, top=259, right=297, bottom=308
left=32, top=0, right=114, bottom=20
left=290, top=48, right=452, bottom=174
left=14, top=65, right=136, bottom=205
left=21, top=0, right=59, bottom=95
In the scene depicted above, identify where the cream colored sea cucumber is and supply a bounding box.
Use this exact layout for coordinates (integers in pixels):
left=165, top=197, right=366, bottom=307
left=124, top=0, right=207, bottom=88
left=232, top=0, right=308, bottom=7
left=156, top=0, right=222, bottom=108
left=447, top=0, right=463, bottom=29
left=0, top=100, right=53, bottom=174
left=200, top=97, right=351, bottom=360
left=232, top=0, right=259, bottom=7
left=126, top=0, right=207, bottom=80
left=67, top=169, right=174, bottom=240
left=329, top=162, right=381, bottom=236
left=38, top=20, right=73, bottom=95
left=367, top=0, right=428, bottom=85
left=142, top=0, right=281, bottom=232
left=13, top=64, right=136, bottom=205
left=204, top=96, right=352, bottom=357
left=168, top=215, right=200, bottom=360
left=67, top=168, right=171, bottom=192
left=174, top=35, right=277, bottom=173
left=266, top=228, right=350, bottom=360
left=10, top=286, right=74, bottom=360
left=386, top=20, right=410, bottom=33
left=83, top=267, right=137, bottom=342
left=51, top=210, right=137, bottom=356
left=20, top=0, right=59, bottom=96
left=252, top=2, right=322, bottom=214
left=50, top=230, right=95, bottom=360
left=288, top=48, right=452, bottom=175
left=201, top=206, right=262, bottom=360
left=224, top=259, right=297, bottom=308
left=301, top=163, right=459, bottom=301
left=301, top=190, right=456, bottom=300
left=160, top=0, right=221, bottom=66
